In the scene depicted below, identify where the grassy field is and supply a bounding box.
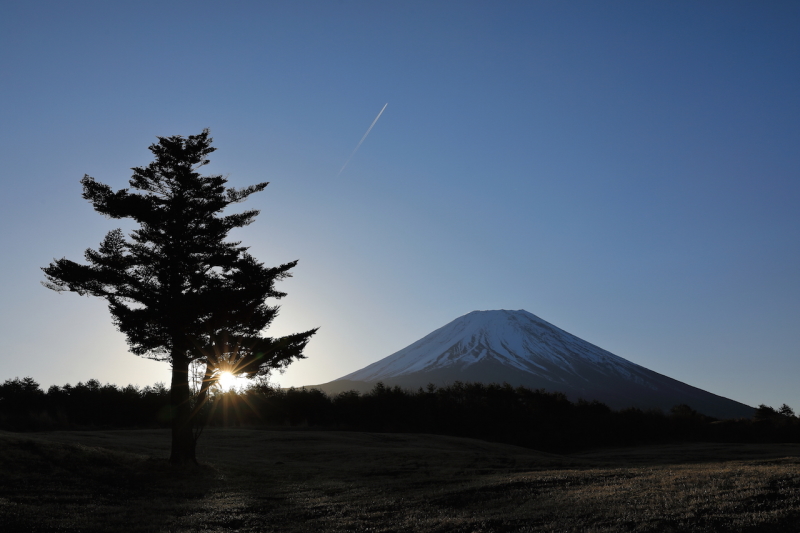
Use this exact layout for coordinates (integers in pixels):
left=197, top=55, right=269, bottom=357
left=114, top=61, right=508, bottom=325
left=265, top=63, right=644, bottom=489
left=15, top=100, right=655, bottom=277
left=1, top=428, right=799, bottom=532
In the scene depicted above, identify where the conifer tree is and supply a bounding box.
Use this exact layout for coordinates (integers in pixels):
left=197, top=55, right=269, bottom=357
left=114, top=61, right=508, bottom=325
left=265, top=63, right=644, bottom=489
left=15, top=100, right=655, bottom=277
left=42, top=129, right=316, bottom=464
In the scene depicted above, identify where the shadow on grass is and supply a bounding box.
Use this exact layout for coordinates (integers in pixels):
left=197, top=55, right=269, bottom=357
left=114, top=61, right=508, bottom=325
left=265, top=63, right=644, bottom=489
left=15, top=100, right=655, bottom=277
left=4, top=429, right=800, bottom=532
left=0, top=432, right=222, bottom=532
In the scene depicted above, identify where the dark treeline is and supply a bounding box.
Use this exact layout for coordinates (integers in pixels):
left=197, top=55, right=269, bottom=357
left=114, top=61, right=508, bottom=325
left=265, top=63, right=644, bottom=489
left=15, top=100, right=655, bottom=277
left=2, top=377, right=798, bottom=453
left=0, top=377, right=171, bottom=431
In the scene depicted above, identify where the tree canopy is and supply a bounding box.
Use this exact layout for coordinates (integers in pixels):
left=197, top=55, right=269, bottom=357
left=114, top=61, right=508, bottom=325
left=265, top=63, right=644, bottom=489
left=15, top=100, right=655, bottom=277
left=42, top=129, right=316, bottom=463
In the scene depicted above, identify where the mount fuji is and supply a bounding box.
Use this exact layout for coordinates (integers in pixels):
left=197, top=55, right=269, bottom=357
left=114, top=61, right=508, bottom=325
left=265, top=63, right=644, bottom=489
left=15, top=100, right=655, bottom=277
left=311, top=310, right=753, bottom=419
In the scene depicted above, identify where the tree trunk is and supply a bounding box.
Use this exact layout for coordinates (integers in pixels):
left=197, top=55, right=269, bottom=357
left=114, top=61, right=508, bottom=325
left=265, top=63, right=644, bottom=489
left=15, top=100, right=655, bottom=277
left=191, top=362, right=216, bottom=432
left=169, top=353, right=197, bottom=465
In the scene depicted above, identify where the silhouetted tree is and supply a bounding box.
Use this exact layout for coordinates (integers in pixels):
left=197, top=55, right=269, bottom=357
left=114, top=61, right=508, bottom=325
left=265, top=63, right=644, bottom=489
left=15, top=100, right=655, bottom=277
left=4, top=375, right=799, bottom=450
left=754, top=404, right=779, bottom=422
left=42, top=130, right=316, bottom=464
left=0, top=377, right=45, bottom=430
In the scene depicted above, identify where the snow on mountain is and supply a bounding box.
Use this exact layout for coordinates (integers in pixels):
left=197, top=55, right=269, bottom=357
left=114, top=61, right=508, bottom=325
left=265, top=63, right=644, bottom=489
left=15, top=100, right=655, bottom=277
left=316, top=310, right=753, bottom=419
left=341, top=309, right=642, bottom=383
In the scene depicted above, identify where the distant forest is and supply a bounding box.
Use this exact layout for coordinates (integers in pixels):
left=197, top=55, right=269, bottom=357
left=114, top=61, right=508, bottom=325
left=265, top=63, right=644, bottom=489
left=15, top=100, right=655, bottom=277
left=1, top=377, right=798, bottom=453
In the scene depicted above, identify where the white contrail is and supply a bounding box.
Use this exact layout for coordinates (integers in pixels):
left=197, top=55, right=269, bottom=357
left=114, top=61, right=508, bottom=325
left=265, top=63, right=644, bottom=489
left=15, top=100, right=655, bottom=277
left=337, top=103, right=388, bottom=177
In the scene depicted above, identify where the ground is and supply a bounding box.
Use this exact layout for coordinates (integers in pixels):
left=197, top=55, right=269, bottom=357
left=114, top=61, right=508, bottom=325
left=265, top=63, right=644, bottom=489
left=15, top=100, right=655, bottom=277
left=1, top=428, right=799, bottom=532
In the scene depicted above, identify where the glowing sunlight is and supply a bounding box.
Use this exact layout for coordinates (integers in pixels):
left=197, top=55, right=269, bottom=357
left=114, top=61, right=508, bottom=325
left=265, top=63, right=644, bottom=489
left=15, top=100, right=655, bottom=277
left=217, top=371, right=240, bottom=392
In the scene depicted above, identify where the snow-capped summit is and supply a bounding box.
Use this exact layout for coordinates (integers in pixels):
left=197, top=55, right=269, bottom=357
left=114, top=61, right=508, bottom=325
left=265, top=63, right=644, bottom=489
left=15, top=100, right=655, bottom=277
left=341, top=309, right=643, bottom=383
left=314, top=310, right=753, bottom=419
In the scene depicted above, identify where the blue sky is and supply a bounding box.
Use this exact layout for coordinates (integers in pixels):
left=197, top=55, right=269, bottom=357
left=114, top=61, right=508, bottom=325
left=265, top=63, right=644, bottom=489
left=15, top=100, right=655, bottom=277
left=1, top=1, right=798, bottom=411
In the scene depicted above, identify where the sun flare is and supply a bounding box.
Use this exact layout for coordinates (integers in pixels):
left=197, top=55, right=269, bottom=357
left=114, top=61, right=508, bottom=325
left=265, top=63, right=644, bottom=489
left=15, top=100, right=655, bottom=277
left=217, top=371, right=239, bottom=392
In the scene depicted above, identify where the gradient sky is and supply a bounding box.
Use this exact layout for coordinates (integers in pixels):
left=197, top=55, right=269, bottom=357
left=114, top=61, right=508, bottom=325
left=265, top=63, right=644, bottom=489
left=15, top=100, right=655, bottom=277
left=2, top=1, right=798, bottom=411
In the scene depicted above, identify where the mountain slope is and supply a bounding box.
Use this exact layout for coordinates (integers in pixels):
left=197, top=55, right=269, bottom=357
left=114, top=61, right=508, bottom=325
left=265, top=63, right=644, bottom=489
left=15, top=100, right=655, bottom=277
left=313, top=310, right=753, bottom=419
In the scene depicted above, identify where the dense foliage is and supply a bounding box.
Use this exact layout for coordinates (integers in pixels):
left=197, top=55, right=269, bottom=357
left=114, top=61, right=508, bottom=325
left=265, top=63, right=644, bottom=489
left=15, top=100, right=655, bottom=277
left=0, top=378, right=170, bottom=431
left=2, top=377, right=798, bottom=453
left=41, top=130, right=315, bottom=463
